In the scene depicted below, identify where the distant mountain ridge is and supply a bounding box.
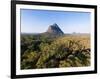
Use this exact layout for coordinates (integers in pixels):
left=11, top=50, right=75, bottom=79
left=46, top=23, right=64, bottom=35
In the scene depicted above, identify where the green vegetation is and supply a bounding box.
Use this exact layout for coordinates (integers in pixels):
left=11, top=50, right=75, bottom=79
left=21, top=34, right=90, bottom=69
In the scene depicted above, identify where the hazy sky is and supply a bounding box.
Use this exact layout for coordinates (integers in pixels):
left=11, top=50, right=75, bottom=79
left=21, top=9, right=91, bottom=33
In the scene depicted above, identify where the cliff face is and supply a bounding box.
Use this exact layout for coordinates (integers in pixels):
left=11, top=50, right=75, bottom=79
left=46, top=23, right=64, bottom=35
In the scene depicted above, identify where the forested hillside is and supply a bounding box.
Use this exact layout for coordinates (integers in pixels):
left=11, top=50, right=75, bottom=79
left=21, top=34, right=90, bottom=69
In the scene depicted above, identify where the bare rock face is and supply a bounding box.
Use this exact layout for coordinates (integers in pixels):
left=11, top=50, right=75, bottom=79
left=46, top=23, right=64, bottom=35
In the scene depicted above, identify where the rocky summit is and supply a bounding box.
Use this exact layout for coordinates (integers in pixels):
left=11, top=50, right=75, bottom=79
left=46, top=23, right=64, bottom=35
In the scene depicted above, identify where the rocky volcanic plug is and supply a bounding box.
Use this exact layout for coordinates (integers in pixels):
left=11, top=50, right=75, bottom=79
left=46, top=23, right=64, bottom=35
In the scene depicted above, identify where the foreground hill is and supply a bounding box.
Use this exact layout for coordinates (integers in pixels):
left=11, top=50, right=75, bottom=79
left=21, top=33, right=90, bottom=69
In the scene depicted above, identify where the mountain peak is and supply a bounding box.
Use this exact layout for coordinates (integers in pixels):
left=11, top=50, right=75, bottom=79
left=46, top=23, right=64, bottom=35
left=52, top=23, right=58, bottom=27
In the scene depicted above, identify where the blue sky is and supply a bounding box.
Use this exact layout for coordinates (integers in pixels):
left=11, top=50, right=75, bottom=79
left=21, top=9, right=91, bottom=33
